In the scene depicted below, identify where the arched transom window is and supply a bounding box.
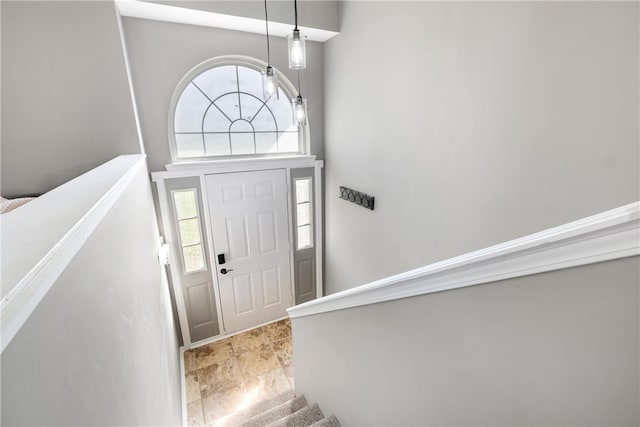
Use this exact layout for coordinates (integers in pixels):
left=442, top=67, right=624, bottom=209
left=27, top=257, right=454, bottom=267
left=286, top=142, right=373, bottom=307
left=171, top=61, right=301, bottom=160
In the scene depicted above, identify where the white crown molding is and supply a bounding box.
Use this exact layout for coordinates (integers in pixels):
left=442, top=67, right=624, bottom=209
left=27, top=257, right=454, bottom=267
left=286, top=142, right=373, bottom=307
left=1, top=155, right=147, bottom=353
left=115, top=0, right=339, bottom=42
left=288, top=202, right=640, bottom=319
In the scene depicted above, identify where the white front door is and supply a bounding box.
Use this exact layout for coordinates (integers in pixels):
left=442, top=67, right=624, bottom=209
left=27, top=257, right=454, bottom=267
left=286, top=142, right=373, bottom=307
left=205, top=169, right=293, bottom=334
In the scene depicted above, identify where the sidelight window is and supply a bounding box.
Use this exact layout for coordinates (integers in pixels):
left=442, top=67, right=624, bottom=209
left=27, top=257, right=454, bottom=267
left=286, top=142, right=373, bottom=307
left=294, top=177, right=313, bottom=250
left=172, top=189, right=206, bottom=273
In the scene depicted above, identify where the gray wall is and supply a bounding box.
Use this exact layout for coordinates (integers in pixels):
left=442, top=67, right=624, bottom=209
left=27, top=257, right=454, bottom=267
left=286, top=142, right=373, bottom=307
left=293, top=257, right=640, bottom=426
left=1, top=0, right=141, bottom=197
left=1, top=165, right=182, bottom=426
left=121, top=16, right=325, bottom=172
left=323, top=1, right=640, bottom=293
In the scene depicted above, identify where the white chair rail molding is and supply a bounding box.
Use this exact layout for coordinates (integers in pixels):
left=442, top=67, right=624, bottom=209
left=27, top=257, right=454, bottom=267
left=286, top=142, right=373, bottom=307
left=1, top=155, right=148, bottom=352
left=288, top=201, right=640, bottom=319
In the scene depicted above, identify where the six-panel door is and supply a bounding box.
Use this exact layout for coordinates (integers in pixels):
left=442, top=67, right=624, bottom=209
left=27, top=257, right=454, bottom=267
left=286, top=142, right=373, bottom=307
left=206, top=169, right=293, bottom=333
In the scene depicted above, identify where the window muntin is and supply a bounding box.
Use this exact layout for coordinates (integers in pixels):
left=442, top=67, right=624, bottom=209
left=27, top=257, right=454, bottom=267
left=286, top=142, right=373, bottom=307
left=172, top=189, right=206, bottom=273
left=294, top=178, right=313, bottom=250
left=173, top=64, right=300, bottom=159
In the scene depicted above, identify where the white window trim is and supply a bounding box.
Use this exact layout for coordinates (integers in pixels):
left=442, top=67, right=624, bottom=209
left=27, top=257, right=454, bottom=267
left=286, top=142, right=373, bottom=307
left=152, top=155, right=316, bottom=180
left=168, top=55, right=310, bottom=163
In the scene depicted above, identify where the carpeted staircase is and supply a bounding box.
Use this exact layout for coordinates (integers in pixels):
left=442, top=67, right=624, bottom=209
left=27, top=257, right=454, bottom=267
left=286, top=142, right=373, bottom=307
left=214, top=391, right=341, bottom=427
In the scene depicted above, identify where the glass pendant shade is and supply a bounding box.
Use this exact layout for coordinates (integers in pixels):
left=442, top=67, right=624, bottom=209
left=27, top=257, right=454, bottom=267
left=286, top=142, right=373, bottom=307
left=292, top=94, right=308, bottom=126
left=262, top=66, right=279, bottom=100
left=287, top=29, right=306, bottom=70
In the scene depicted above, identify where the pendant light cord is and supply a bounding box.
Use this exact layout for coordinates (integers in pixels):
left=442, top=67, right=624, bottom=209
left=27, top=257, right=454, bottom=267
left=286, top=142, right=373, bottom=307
left=264, top=0, right=271, bottom=64
left=297, top=70, right=302, bottom=96
left=294, top=0, right=298, bottom=30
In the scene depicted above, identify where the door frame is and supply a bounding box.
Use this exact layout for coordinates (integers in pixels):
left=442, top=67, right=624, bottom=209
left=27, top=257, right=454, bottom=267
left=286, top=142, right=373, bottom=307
left=152, top=155, right=323, bottom=349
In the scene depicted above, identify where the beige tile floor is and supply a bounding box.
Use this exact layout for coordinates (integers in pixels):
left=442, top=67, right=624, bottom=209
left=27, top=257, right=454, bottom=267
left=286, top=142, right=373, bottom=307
left=185, top=318, right=293, bottom=426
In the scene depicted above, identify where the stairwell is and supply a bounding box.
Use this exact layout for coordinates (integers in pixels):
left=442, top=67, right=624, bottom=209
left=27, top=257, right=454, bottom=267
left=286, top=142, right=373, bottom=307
left=214, top=391, right=341, bottom=427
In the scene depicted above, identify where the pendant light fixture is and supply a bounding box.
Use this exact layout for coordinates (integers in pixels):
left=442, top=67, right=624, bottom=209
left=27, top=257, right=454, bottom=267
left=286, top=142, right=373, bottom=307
left=262, top=0, right=279, bottom=99
left=292, top=71, right=308, bottom=126
left=287, top=0, right=306, bottom=70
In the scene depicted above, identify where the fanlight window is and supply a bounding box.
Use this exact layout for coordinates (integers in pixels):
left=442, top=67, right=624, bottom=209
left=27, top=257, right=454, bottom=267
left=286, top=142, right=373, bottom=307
left=172, top=64, right=300, bottom=159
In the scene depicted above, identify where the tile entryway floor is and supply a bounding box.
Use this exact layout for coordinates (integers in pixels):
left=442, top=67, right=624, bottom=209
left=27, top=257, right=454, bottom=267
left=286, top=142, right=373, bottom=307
left=185, top=318, right=293, bottom=426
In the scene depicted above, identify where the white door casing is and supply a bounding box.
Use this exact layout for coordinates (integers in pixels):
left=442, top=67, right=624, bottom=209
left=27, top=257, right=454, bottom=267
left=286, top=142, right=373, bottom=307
left=206, top=169, right=293, bottom=333
left=151, top=156, right=324, bottom=347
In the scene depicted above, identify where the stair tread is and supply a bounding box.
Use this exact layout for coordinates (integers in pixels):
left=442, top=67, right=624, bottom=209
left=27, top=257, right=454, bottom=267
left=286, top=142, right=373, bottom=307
left=265, top=403, right=324, bottom=427
left=239, top=395, right=308, bottom=427
left=217, top=390, right=295, bottom=426
left=310, top=415, right=342, bottom=427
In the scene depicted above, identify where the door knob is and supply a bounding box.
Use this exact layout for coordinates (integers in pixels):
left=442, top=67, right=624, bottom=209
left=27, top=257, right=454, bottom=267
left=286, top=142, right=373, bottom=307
left=220, top=268, right=234, bottom=274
